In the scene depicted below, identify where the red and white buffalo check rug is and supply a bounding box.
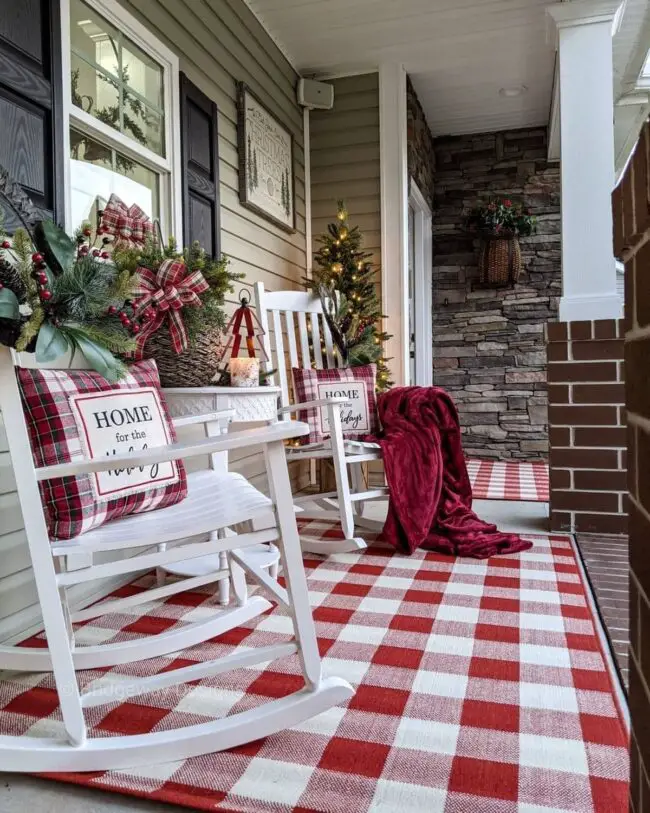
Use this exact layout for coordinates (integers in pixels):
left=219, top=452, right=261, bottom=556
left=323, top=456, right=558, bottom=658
left=467, top=459, right=550, bottom=502
left=1, top=524, right=627, bottom=812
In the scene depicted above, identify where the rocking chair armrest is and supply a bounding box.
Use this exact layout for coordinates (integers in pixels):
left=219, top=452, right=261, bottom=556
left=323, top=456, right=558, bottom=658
left=172, top=410, right=235, bottom=429
left=35, top=421, right=310, bottom=481
left=278, top=398, right=348, bottom=415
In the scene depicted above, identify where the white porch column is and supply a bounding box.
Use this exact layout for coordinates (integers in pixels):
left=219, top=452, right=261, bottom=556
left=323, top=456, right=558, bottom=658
left=546, top=0, right=624, bottom=322
left=379, top=63, right=409, bottom=386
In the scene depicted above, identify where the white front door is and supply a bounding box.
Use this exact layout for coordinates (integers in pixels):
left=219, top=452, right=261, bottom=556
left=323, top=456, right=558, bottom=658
left=407, top=179, right=433, bottom=386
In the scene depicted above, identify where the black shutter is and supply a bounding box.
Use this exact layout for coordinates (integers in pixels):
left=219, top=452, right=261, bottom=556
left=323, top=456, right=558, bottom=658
left=179, top=73, right=220, bottom=258
left=0, top=0, right=64, bottom=231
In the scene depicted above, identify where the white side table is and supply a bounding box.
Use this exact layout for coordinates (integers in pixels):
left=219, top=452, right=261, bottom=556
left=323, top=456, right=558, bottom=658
left=163, top=386, right=282, bottom=602
left=165, top=386, right=281, bottom=425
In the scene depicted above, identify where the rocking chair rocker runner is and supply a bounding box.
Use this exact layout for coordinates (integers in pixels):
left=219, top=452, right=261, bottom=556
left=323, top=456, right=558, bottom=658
left=254, top=282, right=388, bottom=556
left=0, top=346, right=353, bottom=772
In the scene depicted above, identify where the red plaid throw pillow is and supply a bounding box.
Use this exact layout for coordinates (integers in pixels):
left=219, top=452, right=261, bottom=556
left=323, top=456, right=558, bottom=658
left=17, top=359, right=187, bottom=541
left=292, top=364, right=379, bottom=445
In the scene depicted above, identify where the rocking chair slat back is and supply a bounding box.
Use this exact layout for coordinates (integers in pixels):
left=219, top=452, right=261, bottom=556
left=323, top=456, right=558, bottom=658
left=311, top=315, right=324, bottom=368
left=297, top=312, right=311, bottom=367
left=254, top=283, right=341, bottom=416
left=271, top=309, right=289, bottom=408
left=284, top=311, right=299, bottom=369
left=322, top=314, right=336, bottom=368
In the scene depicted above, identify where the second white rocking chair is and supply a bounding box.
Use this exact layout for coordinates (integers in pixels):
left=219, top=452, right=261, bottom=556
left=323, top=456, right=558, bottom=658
left=0, top=346, right=353, bottom=772
left=254, top=282, right=388, bottom=556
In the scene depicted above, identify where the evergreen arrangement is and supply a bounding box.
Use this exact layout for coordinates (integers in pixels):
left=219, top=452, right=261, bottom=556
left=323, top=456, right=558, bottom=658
left=115, top=237, right=244, bottom=354
left=0, top=218, right=138, bottom=381
left=308, top=201, right=392, bottom=390
left=466, top=198, right=537, bottom=237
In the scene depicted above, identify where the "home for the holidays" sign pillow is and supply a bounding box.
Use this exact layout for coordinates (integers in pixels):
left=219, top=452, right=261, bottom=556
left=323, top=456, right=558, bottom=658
left=68, top=387, right=179, bottom=500
left=292, top=364, right=379, bottom=445
left=17, top=360, right=187, bottom=540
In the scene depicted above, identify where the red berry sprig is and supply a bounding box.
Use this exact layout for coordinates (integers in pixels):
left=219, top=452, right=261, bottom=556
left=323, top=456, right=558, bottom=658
left=30, top=253, right=53, bottom=303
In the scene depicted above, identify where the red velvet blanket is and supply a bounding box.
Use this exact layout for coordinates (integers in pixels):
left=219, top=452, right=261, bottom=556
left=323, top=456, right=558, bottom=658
left=372, top=386, right=532, bottom=558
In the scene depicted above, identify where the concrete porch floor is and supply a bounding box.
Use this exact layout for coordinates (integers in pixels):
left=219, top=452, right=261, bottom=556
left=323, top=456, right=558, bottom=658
left=0, top=497, right=624, bottom=813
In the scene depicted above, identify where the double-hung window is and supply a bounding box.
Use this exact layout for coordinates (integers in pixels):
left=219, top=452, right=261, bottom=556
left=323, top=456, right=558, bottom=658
left=64, top=0, right=181, bottom=239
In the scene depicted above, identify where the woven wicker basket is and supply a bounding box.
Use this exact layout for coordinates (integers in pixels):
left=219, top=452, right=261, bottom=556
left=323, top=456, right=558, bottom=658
left=478, top=234, right=522, bottom=286
left=143, top=326, right=224, bottom=388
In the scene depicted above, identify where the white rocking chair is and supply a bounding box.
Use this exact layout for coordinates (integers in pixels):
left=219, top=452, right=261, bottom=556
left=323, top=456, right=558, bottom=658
left=254, top=282, right=388, bottom=556
left=0, top=346, right=353, bottom=772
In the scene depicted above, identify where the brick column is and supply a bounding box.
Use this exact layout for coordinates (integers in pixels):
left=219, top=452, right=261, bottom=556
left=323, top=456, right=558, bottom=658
left=547, top=320, right=626, bottom=535
left=615, top=120, right=650, bottom=813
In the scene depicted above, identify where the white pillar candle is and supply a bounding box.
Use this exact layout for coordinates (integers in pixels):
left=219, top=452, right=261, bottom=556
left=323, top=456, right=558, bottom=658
left=230, top=357, right=260, bottom=387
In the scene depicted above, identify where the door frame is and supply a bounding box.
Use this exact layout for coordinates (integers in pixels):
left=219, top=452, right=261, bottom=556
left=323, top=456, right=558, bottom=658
left=408, top=178, right=433, bottom=386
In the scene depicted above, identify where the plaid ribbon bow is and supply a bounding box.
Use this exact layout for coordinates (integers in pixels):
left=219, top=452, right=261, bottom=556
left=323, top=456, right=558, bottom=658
left=99, top=194, right=155, bottom=247
left=133, top=259, right=209, bottom=358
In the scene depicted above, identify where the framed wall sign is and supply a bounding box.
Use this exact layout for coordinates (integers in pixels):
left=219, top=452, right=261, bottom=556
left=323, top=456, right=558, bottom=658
left=237, top=83, right=295, bottom=233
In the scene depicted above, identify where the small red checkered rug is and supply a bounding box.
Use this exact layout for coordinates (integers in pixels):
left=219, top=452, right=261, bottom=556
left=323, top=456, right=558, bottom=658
left=467, top=459, right=550, bottom=502
left=0, top=523, right=627, bottom=812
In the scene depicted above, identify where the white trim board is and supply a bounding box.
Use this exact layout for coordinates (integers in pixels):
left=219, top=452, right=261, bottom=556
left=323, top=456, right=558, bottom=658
left=379, top=63, right=408, bottom=387
left=303, top=108, right=312, bottom=278
left=408, top=179, right=433, bottom=387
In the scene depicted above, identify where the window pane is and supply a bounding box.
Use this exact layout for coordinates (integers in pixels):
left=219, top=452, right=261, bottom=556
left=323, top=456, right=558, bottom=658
left=69, top=128, right=159, bottom=232
left=122, top=41, right=163, bottom=111
left=71, top=52, right=120, bottom=135
left=121, top=97, right=164, bottom=157
left=70, top=128, right=112, bottom=169
left=141, top=105, right=164, bottom=156
left=70, top=0, right=166, bottom=157
left=70, top=0, right=120, bottom=79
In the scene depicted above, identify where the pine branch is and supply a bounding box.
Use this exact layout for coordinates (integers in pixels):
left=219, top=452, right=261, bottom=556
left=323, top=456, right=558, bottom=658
left=106, top=269, right=138, bottom=304
left=11, top=228, right=35, bottom=294
left=182, top=298, right=228, bottom=345
left=69, top=321, right=136, bottom=355
left=51, top=256, right=119, bottom=320
left=15, top=305, right=44, bottom=351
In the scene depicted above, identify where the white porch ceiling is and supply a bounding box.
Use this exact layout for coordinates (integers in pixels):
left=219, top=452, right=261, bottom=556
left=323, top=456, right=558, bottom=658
left=246, top=0, right=650, bottom=143
left=246, top=0, right=555, bottom=136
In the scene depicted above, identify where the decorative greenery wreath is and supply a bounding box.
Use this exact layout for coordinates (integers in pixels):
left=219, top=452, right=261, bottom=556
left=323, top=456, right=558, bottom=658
left=0, top=219, right=138, bottom=381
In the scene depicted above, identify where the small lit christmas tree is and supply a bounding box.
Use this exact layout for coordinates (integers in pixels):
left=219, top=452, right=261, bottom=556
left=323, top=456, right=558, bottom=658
left=308, top=201, right=392, bottom=390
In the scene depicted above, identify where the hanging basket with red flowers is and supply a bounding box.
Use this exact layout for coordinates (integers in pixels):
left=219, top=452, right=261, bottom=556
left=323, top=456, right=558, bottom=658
left=466, top=198, right=537, bottom=286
